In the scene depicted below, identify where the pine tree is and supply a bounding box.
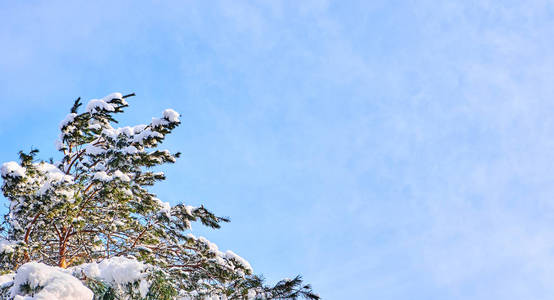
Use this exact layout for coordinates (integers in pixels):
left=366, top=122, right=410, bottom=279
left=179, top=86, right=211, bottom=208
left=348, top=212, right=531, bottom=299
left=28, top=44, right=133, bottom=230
left=0, top=93, right=318, bottom=299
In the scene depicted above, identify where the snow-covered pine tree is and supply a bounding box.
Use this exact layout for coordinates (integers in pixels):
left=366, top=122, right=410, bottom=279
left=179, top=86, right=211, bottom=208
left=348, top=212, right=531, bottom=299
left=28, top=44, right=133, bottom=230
left=0, top=93, right=318, bottom=300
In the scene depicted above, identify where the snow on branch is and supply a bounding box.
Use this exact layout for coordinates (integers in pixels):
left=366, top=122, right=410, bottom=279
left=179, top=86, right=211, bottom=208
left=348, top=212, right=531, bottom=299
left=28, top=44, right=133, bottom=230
left=0, top=92, right=318, bottom=300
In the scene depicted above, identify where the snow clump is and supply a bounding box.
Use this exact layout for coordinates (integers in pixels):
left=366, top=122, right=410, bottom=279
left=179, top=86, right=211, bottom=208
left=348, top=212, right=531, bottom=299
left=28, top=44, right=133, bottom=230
left=153, top=198, right=171, bottom=217
left=0, top=240, right=16, bottom=254
left=225, top=250, right=253, bottom=273
left=92, top=170, right=130, bottom=182
left=72, top=257, right=150, bottom=298
left=59, top=113, right=77, bottom=130
left=1, top=162, right=25, bottom=178
left=163, top=109, right=180, bottom=123
left=9, top=262, right=93, bottom=300
left=85, top=93, right=124, bottom=114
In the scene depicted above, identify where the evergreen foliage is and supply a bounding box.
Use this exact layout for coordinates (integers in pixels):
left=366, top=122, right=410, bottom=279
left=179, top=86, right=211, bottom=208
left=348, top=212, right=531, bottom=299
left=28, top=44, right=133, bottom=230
left=0, top=93, right=319, bottom=299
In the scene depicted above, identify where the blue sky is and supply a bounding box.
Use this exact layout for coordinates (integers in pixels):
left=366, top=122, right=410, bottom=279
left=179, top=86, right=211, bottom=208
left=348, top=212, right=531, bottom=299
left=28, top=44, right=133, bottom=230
left=2, top=1, right=554, bottom=299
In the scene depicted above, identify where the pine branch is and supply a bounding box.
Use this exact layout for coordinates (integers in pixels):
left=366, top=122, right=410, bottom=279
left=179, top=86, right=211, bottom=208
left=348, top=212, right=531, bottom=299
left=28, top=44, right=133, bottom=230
left=0, top=92, right=318, bottom=299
